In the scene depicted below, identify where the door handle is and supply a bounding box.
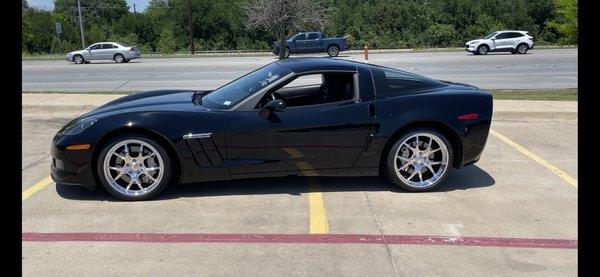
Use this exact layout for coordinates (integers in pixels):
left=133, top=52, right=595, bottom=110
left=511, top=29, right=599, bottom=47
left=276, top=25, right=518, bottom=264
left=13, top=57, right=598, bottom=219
left=368, top=103, right=376, bottom=117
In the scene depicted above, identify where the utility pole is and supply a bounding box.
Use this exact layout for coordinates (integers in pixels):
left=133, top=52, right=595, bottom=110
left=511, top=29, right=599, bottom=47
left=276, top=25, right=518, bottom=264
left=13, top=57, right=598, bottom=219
left=133, top=3, right=136, bottom=14
left=186, top=0, right=194, bottom=55
left=76, top=0, right=85, bottom=49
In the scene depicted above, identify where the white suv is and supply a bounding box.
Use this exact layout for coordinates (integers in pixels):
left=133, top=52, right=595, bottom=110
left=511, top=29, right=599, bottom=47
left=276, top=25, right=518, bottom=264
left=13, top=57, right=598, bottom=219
left=465, top=30, right=534, bottom=55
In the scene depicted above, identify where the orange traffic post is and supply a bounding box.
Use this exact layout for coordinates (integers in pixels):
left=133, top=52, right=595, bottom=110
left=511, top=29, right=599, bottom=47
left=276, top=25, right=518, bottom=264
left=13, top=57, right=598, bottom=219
left=364, top=45, right=369, bottom=63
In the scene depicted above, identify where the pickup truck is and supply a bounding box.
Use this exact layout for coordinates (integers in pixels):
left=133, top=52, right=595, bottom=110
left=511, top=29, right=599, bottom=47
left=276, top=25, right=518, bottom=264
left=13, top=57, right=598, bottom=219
left=273, top=31, right=349, bottom=58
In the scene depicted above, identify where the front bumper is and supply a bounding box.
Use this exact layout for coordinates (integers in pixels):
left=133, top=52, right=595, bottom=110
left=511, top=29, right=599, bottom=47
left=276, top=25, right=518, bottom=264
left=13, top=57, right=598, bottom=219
left=465, top=44, right=477, bottom=52
left=50, top=144, right=95, bottom=187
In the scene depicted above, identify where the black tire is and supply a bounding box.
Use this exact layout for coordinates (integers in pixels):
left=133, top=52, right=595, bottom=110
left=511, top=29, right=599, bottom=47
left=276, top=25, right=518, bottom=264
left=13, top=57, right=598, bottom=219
left=516, top=43, right=528, bottom=54
left=327, top=45, right=340, bottom=57
left=96, top=134, right=172, bottom=201
left=477, top=45, right=489, bottom=55
left=73, top=54, right=84, bottom=64
left=385, top=128, right=453, bottom=192
left=113, top=53, right=125, bottom=63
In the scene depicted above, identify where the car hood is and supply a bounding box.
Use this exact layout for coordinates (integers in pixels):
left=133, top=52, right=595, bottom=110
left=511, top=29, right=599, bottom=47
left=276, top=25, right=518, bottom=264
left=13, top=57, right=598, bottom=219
left=83, top=89, right=211, bottom=118
left=466, top=39, right=483, bottom=44
left=67, top=50, right=86, bottom=55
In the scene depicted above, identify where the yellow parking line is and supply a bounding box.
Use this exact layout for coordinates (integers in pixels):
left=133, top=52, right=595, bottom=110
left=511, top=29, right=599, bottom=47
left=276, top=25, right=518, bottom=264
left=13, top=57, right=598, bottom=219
left=490, top=129, right=577, bottom=188
left=22, top=176, right=54, bottom=200
left=309, top=181, right=329, bottom=234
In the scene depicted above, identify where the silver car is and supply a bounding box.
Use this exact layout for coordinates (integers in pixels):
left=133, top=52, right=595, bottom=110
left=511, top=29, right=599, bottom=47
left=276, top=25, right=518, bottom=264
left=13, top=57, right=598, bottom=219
left=66, top=42, right=141, bottom=64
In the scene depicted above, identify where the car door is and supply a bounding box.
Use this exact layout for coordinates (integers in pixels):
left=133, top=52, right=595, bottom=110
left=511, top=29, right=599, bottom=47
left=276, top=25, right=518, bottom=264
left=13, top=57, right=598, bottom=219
left=303, top=32, right=321, bottom=52
left=506, top=32, right=523, bottom=49
left=99, top=43, right=116, bottom=60
left=293, top=33, right=312, bottom=53
left=85, top=43, right=102, bottom=60
left=492, top=33, right=510, bottom=50
left=225, top=72, right=373, bottom=175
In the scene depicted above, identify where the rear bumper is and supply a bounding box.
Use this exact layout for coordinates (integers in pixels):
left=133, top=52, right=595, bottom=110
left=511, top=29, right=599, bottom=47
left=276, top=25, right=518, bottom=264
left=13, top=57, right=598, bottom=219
left=124, top=51, right=141, bottom=59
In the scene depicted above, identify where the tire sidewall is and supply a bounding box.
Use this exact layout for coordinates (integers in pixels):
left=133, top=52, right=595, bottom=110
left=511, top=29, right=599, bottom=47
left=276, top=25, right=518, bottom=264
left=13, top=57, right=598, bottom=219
left=385, top=128, right=453, bottom=192
left=96, top=134, right=172, bottom=201
left=517, top=44, right=528, bottom=54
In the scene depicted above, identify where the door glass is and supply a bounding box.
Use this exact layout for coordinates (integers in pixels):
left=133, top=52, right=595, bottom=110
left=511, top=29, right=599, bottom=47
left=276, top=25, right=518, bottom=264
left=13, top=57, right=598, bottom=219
left=101, top=44, right=114, bottom=49
left=295, top=34, right=306, bottom=41
left=307, top=33, right=318, bottom=40
left=260, top=73, right=355, bottom=108
left=89, top=44, right=101, bottom=50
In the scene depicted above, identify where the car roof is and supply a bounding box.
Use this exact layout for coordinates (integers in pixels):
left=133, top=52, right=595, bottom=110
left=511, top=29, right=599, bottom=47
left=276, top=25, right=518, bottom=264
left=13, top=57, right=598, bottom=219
left=497, top=30, right=529, bottom=34
left=275, top=57, right=365, bottom=73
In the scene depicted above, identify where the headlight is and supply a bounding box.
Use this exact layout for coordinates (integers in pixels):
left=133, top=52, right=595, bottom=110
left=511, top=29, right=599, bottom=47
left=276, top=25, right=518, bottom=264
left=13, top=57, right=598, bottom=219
left=62, top=117, right=97, bottom=135
left=469, top=42, right=477, bottom=45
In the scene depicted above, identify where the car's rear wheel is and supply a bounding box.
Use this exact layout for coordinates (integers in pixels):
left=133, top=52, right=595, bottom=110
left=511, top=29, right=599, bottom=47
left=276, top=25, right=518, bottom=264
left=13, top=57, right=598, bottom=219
left=386, top=129, right=453, bottom=191
left=73, top=54, right=84, bottom=64
left=327, top=45, right=340, bottom=57
left=477, top=45, right=489, bottom=55
left=114, top=53, right=125, bottom=63
left=97, top=134, right=172, bottom=200
left=517, top=44, right=528, bottom=54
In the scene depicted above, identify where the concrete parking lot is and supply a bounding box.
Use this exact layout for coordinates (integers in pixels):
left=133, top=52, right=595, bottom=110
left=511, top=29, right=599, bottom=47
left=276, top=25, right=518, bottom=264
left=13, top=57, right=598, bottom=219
left=22, top=48, right=577, bottom=91
left=22, top=99, right=577, bottom=275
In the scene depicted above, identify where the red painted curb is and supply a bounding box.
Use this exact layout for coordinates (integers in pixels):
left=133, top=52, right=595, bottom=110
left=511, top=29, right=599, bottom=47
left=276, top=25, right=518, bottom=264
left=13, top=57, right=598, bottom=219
left=22, top=232, right=577, bottom=249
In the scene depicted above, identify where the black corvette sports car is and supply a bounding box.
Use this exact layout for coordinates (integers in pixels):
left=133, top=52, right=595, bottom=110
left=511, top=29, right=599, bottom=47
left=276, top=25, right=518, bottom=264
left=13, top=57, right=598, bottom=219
left=51, top=58, right=493, bottom=200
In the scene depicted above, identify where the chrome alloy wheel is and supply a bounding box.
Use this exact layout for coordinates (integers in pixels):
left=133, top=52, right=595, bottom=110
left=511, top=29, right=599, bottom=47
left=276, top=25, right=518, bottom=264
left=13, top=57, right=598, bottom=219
left=517, top=44, right=528, bottom=54
left=393, top=132, right=449, bottom=189
left=102, top=139, right=164, bottom=197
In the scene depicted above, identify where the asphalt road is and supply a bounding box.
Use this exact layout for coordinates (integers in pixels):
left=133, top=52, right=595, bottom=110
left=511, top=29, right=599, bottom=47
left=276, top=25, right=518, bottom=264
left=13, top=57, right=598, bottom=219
left=22, top=48, right=577, bottom=92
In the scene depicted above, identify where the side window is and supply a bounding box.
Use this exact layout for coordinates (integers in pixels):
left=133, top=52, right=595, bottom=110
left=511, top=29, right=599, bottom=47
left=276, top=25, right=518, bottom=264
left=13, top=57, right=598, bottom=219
left=89, top=44, right=101, bottom=50
left=295, top=34, right=306, bottom=41
left=258, top=73, right=355, bottom=108
left=307, top=33, right=318, bottom=40
left=371, top=67, right=444, bottom=95
left=495, top=33, right=508, bottom=39
left=101, top=44, right=114, bottom=49
left=112, top=44, right=119, bottom=48
left=510, top=32, right=524, bottom=38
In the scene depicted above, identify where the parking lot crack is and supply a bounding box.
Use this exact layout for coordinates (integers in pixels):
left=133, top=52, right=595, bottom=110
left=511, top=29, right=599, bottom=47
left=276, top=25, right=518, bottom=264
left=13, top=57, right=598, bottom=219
left=363, top=191, right=400, bottom=276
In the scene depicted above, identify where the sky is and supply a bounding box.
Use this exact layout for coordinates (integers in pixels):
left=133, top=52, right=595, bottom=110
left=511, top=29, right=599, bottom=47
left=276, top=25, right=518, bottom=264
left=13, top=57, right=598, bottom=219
left=27, top=0, right=150, bottom=12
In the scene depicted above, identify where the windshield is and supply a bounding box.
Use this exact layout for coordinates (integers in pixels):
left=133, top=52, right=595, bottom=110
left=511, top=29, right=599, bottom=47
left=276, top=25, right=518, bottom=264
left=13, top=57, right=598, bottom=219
left=202, top=62, right=292, bottom=110
left=484, top=32, right=498, bottom=39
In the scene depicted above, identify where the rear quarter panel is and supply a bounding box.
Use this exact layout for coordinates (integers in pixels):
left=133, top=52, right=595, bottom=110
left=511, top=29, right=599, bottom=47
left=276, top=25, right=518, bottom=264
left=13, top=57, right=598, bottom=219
left=359, top=87, right=492, bottom=168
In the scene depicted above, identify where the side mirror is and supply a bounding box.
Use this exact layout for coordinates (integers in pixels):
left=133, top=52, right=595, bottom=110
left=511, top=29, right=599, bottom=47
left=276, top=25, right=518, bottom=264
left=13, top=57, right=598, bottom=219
left=258, top=99, right=286, bottom=118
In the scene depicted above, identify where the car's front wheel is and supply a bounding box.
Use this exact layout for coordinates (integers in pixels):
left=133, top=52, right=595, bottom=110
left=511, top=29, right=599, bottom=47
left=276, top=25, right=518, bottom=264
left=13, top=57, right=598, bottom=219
left=96, top=134, right=172, bottom=200
left=477, top=45, right=489, bottom=55
left=327, top=45, right=340, bottom=57
left=385, top=129, right=453, bottom=191
left=73, top=54, right=84, bottom=64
